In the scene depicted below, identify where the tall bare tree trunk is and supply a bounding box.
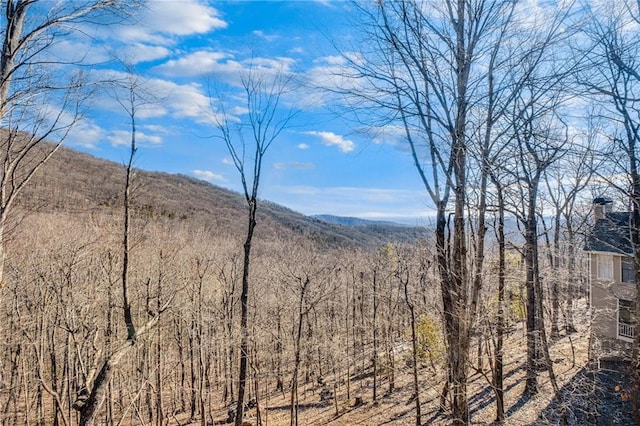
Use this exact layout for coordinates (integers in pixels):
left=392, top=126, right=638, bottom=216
left=493, top=178, right=506, bottom=423
left=235, top=199, right=257, bottom=426
left=449, top=2, right=470, bottom=422
left=78, top=83, right=141, bottom=425
left=290, top=276, right=309, bottom=426
left=211, top=68, right=295, bottom=426
left=402, top=264, right=421, bottom=426
left=630, top=139, right=640, bottom=425
left=76, top=68, right=169, bottom=426
left=155, top=268, right=164, bottom=426
left=372, top=269, right=378, bottom=403
left=524, top=189, right=539, bottom=396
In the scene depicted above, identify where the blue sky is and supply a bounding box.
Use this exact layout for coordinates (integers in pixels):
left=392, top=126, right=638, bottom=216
left=59, top=1, right=432, bottom=225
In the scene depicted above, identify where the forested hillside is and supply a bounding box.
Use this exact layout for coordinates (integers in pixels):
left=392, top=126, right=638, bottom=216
left=16, top=144, right=425, bottom=247
left=2, top=1, right=640, bottom=426
left=0, top=148, right=606, bottom=425
left=0, top=141, right=608, bottom=426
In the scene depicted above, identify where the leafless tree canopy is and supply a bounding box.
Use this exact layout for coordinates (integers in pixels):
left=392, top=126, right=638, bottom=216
left=2, top=1, right=640, bottom=426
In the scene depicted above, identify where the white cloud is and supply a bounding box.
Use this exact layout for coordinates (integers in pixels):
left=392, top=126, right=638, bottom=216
left=111, top=0, right=227, bottom=45
left=153, top=50, right=296, bottom=85
left=252, top=30, right=280, bottom=42
left=145, top=0, right=227, bottom=35
left=56, top=40, right=169, bottom=65
left=153, top=51, right=232, bottom=77
left=193, top=169, right=226, bottom=182
left=369, top=125, right=409, bottom=149
left=107, top=130, right=163, bottom=147
left=140, top=124, right=171, bottom=134
left=158, top=81, right=214, bottom=122
left=303, top=54, right=364, bottom=107
left=316, top=55, right=347, bottom=66
left=49, top=39, right=111, bottom=65
left=249, top=56, right=296, bottom=71
left=304, top=131, right=355, bottom=153
left=31, top=103, right=106, bottom=149
left=121, top=44, right=171, bottom=64
left=297, top=143, right=309, bottom=150
left=316, top=53, right=364, bottom=67
left=64, top=120, right=107, bottom=149
left=222, top=157, right=235, bottom=165
left=513, top=0, right=554, bottom=31
left=94, top=69, right=216, bottom=123
left=231, top=106, right=250, bottom=116
left=58, top=0, right=227, bottom=78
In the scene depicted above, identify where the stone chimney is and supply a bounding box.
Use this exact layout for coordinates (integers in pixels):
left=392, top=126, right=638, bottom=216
left=593, top=197, right=613, bottom=222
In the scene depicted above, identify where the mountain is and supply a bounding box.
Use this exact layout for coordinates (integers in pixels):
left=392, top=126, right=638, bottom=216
left=313, top=214, right=428, bottom=242
left=313, top=214, right=411, bottom=228
left=16, top=144, right=428, bottom=248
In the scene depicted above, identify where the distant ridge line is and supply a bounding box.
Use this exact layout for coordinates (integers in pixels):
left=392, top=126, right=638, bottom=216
left=312, top=214, right=415, bottom=228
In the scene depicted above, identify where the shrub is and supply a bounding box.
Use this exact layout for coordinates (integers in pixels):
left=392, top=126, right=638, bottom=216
left=415, top=314, right=444, bottom=369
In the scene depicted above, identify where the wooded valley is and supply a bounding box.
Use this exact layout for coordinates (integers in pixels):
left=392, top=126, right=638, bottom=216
left=2, top=1, right=640, bottom=425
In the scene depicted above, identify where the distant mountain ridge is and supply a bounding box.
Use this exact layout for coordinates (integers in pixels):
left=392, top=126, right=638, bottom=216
left=313, top=214, right=413, bottom=228
left=16, top=143, right=428, bottom=248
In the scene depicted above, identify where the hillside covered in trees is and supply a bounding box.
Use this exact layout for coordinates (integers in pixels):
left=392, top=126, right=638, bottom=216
left=0, top=137, right=604, bottom=426
left=16, top=144, right=426, bottom=248
left=3, top=1, right=640, bottom=426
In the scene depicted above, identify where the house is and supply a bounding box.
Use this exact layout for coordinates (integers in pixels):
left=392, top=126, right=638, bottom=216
left=585, top=197, right=636, bottom=361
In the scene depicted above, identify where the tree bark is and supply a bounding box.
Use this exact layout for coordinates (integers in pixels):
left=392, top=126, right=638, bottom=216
left=402, top=265, right=421, bottom=426
left=493, top=178, right=506, bottom=423
left=372, top=269, right=378, bottom=403
left=235, top=199, right=257, bottom=426
left=78, top=340, right=132, bottom=426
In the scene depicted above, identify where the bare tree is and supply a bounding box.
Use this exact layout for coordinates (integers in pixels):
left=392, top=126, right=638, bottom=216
left=339, top=1, right=574, bottom=422
left=74, top=65, right=171, bottom=426
left=503, top=82, right=568, bottom=400
left=398, top=243, right=433, bottom=426
left=343, top=2, right=517, bottom=421
left=0, top=0, right=138, bottom=289
left=210, top=65, right=297, bottom=426
left=540, top=141, right=595, bottom=337
left=489, top=171, right=508, bottom=423
left=278, top=245, right=337, bottom=426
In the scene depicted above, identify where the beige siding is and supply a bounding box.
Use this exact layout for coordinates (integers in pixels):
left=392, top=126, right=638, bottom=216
left=590, top=252, right=637, bottom=341
left=591, top=280, right=618, bottom=339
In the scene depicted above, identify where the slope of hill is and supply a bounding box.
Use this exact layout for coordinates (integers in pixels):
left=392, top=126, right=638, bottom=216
left=16, top=145, right=428, bottom=247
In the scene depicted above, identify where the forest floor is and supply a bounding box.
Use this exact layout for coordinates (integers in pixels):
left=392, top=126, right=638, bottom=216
left=195, top=303, right=634, bottom=425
